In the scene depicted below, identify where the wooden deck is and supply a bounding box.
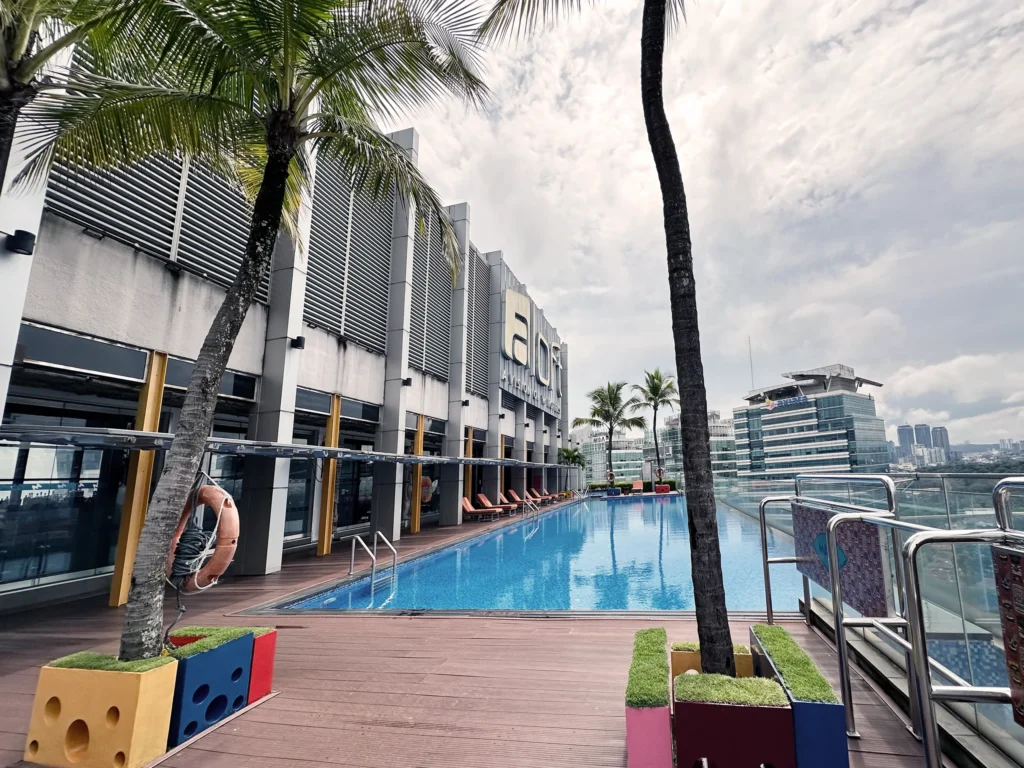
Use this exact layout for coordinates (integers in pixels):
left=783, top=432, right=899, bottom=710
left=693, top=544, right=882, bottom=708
left=0, top=508, right=926, bottom=767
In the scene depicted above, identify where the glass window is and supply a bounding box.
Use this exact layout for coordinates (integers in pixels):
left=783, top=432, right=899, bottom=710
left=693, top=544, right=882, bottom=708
left=284, top=432, right=315, bottom=539
left=16, top=324, right=148, bottom=381
left=165, top=357, right=257, bottom=400
left=295, top=388, right=332, bottom=415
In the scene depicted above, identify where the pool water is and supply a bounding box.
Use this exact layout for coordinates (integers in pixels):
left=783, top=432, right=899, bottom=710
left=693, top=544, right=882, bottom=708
left=283, top=496, right=803, bottom=612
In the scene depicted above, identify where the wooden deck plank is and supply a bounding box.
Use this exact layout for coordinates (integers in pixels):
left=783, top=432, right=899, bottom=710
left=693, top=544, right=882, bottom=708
left=0, top=509, right=924, bottom=767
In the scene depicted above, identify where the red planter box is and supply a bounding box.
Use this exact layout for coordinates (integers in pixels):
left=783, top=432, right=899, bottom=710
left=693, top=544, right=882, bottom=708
left=674, top=699, right=795, bottom=768
left=248, top=629, right=278, bottom=702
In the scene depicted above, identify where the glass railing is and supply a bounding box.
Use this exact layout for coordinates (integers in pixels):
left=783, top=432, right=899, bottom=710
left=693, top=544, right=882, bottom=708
left=718, top=471, right=1024, bottom=765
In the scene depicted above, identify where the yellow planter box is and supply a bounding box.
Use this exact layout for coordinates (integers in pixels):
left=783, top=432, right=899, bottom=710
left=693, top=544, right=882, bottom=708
left=671, top=646, right=754, bottom=679
left=24, top=655, right=178, bottom=768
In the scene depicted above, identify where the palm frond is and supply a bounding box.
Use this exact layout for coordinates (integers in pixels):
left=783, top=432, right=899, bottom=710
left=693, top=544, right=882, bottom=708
left=480, top=0, right=686, bottom=41
left=304, top=112, right=460, bottom=279
left=299, top=0, right=489, bottom=123
left=13, top=74, right=260, bottom=187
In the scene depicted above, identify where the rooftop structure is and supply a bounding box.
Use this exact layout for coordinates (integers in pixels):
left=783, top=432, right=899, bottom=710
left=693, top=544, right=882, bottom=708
left=733, top=364, right=887, bottom=479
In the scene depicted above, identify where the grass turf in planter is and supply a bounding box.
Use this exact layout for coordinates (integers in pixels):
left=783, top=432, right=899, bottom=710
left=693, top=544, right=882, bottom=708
left=751, top=625, right=838, bottom=703
left=167, top=626, right=267, bottom=658
left=625, top=628, right=672, bottom=768
left=626, top=628, right=670, bottom=708
left=673, top=673, right=788, bottom=706
left=48, top=652, right=175, bottom=673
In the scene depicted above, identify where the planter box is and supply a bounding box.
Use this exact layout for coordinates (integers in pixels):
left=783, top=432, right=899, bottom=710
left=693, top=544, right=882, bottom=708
left=168, top=633, right=254, bottom=748
left=670, top=646, right=753, bottom=681
left=249, top=629, right=278, bottom=702
left=674, top=698, right=795, bottom=768
left=750, top=628, right=849, bottom=768
left=624, top=706, right=672, bottom=768
left=24, top=656, right=178, bottom=768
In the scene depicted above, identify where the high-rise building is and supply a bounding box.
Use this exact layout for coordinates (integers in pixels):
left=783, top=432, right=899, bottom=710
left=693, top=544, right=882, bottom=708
left=897, top=424, right=915, bottom=458
left=932, top=426, right=950, bottom=453
left=733, top=364, right=887, bottom=479
left=642, top=411, right=737, bottom=487
left=887, top=440, right=898, bottom=464
left=915, top=424, right=933, bottom=449
left=571, top=424, right=644, bottom=484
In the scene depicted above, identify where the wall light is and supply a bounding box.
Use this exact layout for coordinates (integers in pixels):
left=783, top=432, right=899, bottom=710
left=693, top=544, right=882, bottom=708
left=401, top=377, right=412, bottom=386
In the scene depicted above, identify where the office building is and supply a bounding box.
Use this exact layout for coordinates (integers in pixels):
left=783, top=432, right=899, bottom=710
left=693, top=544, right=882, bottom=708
left=642, top=411, right=738, bottom=486
left=887, top=440, right=898, bottom=465
left=570, top=424, right=644, bottom=484
left=0, top=127, right=569, bottom=611
left=897, top=424, right=915, bottom=458
left=932, top=426, right=950, bottom=454
left=732, top=364, right=888, bottom=479
left=914, top=424, right=933, bottom=449
left=913, top=445, right=948, bottom=467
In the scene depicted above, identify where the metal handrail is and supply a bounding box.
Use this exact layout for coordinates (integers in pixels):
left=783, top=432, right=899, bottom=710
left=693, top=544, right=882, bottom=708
left=993, top=476, right=1024, bottom=531
left=349, top=534, right=375, bottom=582
left=903, top=527, right=1024, bottom=768
left=373, top=531, right=397, bottom=576
left=795, top=473, right=898, bottom=515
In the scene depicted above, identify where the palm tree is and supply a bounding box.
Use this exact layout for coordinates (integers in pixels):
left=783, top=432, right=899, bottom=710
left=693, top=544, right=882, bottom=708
left=572, top=382, right=645, bottom=487
left=557, top=446, right=585, bottom=491
left=632, top=368, right=678, bottom=475
left=0, top=0, right=141, bottom=190
left=483, top=0, right=736, bottom=675
left=19, top=0, right=488, bottom=661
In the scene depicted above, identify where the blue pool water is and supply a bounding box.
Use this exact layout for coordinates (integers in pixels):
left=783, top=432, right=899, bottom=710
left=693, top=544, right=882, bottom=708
left=283, top=496, right=803, bottom=611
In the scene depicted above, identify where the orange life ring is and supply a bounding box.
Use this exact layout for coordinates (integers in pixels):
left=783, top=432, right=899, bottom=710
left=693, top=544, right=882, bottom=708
left=166, top=485, right=239, bottom=593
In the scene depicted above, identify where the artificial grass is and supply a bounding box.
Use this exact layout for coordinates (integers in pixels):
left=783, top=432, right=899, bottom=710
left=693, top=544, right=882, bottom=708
left=625, top=628, right=670, bottom=709
left=671, top=641, right=750, bottom=654
left=48, top=651, right=174, bottom=673
left=167, top=626, right=266, bottom=659
left=674, top=673, right=788, bottom=707
left=752, top=624, right=839, bottom=704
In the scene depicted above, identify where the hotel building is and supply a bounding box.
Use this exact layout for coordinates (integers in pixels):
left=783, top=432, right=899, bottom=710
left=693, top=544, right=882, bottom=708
left=732, top=364, right=888, bottom=479
left=0, top=128, right=569, bottom=612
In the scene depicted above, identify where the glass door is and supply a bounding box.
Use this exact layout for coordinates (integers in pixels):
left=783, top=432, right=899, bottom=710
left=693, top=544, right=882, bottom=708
left=284, top=431, right=316, bottom=541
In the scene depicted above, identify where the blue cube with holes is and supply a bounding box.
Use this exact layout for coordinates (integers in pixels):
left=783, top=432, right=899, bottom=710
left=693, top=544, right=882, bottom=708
left=167, top=629, right=254, bottom=748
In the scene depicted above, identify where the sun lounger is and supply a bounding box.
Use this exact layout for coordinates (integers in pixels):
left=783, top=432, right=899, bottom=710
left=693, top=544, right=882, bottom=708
left=499, top=492, right=527, bottom=514
left=476, top=493, right=517, bottom=515
left=461, top=497, right=499, bottom=521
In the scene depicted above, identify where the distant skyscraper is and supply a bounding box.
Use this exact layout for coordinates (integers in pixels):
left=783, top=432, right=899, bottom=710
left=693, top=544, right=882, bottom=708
left=897, top=425, right=915, bottom=457
left=915, top=424, right=933, bottom=449
left=932, top=426, right=950, bottom=453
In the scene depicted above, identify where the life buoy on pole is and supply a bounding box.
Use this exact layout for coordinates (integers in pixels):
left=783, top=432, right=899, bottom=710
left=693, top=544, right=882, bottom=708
left=166, top=485, right=239, bottom=593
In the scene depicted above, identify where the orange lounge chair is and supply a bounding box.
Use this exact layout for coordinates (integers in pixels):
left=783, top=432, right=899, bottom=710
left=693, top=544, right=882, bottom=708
left=461, top=497, right=499, bottom=521
left=499, top=492, right=527, bottom=514
left=528, top=488, right=556, bottom=504
left=506, top=489, right=536, bottom=508
left=631, top=480, right=644, bottom=495
left=476, top=493, right=517, bottom=516
left=541, top=488, right=562, bottom=501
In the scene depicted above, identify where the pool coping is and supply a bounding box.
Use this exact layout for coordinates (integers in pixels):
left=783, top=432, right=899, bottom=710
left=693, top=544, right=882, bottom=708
left=237, top=496, right=802, bottom=618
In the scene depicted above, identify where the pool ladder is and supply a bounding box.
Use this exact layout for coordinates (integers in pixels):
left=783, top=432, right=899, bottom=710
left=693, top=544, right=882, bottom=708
left=348, top=531, right=398, bottom=588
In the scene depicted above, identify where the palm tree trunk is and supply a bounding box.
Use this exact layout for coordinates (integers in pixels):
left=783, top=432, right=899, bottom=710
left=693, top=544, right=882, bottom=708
left=0, top=85, right=35, bottom=194
left=607, top=426, right=614, bottom=485
left=118, top=142, right=295, bottom=661
left=653, top=404, right=661, bottom=472
left=640, top=0, right=734, bottom=675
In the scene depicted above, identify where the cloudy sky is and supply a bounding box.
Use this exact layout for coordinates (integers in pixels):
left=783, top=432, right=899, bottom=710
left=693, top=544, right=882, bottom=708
left=399, top=0, right=1024, bottom=444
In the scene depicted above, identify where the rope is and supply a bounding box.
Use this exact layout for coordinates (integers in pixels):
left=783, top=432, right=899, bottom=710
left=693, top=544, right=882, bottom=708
left=162, top=472, right=224, bottom=647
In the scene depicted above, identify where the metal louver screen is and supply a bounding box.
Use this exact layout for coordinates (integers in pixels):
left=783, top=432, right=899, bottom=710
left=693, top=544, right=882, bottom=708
left=304, top=158, right=353, bottom=335
left=409, top=217, right=429, bottom=373
left=526, top=405, right=541, bottom=421
left=424, top=215, right=452, bottom=380
left=46, top=154, right=182, bottom=258
left=465, top=248, right=490, bottom=396
left=501, top=392, right=517, bottom=411
left=177, top=163, right=268, bottom=302
left=344, top=185, right=394, bottom=353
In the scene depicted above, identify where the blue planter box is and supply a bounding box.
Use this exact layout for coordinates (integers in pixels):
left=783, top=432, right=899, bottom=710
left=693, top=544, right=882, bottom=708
left=168, top=633, right=254, bottom=747
left=749, top=628, right=849, bottom=768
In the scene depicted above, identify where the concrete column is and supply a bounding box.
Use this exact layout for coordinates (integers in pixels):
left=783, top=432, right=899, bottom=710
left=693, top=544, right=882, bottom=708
left=235, top=228, right=307, bottom=575
left=534, top=415, right=545, bottom=493
left=513, top=399, right=527, bottom=497
left=439, top=203, right=470, bottom=525
left=482, top=250, right=504, bottom=501
left=0, top=133, right=47, bottom=421
left=372, top=128, right=418, bottom=542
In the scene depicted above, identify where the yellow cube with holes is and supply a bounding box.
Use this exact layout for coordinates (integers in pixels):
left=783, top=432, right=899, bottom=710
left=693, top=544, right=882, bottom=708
left=24, top=653, right=178, bottom=768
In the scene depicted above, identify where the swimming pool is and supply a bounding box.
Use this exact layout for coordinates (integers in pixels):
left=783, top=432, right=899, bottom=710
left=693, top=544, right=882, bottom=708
left=278, top=496, right=802, bottom=612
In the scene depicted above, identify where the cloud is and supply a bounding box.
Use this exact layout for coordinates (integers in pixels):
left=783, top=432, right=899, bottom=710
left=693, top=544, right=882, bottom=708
left=396, top=0, right=1024, bottom=441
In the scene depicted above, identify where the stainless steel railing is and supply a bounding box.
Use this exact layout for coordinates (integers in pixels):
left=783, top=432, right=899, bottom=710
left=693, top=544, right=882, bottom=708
left=760, top=474, right=1024, bottom=766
